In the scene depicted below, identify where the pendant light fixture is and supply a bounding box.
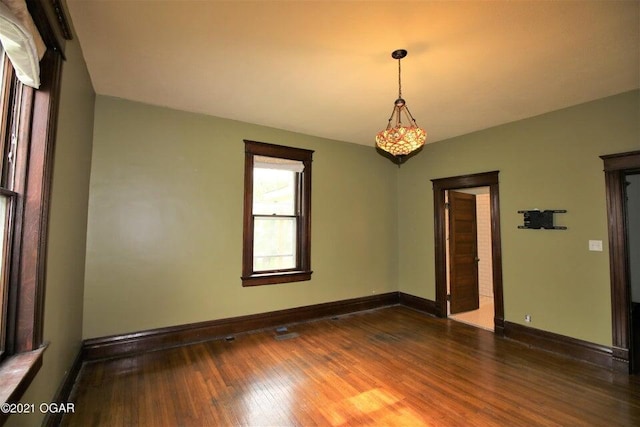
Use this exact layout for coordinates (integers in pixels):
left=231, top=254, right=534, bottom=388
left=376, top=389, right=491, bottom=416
left=375, top=49, right=426, bottom=164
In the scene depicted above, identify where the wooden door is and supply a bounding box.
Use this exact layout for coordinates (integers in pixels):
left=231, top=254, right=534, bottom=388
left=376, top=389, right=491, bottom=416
left=448, top=191, right=480, bottom=314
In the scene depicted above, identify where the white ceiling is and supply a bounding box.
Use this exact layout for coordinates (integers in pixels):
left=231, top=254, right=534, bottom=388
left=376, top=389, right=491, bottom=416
left=65, top=0, right=639, bottom=147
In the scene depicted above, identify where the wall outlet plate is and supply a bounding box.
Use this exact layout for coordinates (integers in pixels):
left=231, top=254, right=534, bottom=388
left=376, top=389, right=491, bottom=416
left=524, top=314, right=532, bottom=322
left=588, top=240, right=603, bottom=251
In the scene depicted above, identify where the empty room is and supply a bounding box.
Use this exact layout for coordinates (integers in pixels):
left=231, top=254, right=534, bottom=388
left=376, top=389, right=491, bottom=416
left=1, top=1, right=639, bottom=426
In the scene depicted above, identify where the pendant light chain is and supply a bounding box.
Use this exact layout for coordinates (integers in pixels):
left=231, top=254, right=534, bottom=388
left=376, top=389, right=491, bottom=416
left=397, top=57, right=402, bottom=99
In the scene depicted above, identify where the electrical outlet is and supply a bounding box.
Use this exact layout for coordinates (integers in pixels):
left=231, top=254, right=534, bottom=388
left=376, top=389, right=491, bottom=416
left=525, top=314, right=532, bottom=323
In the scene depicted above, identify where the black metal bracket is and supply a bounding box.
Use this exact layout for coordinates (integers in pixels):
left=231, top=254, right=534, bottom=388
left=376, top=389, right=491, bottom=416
left=518, top=209, right=567, bottom=230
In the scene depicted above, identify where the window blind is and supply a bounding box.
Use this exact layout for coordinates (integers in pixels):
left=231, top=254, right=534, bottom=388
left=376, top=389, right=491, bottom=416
left=254, top=155, right=304, bottom=173
left=0, top=0, right=46, bottom=88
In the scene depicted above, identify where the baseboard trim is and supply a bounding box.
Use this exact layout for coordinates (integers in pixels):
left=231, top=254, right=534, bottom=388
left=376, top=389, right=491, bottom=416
left=398, top=292, right=438, bottom=316
left=43, top=347, right=83, bottom=427
left=503, top=321, right=613, bottom=369
left=80, top=293, right=616, bottom=370
left=494, top=317, right=505, bottom=337
left=612, top=346, right=630, bottom=373
left=83, top=292, right=400, bottom=361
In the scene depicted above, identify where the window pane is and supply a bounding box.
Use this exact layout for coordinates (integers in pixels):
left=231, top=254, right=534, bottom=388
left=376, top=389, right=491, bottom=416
left=1, top=45, right=5, bottom=78
left=253, top=217, right=296, bottom=271
left=253, top=168, right=296, bottom=215
left=1, top=48, right=8, bottom=184
left=0, top=194, right=10, bottom=353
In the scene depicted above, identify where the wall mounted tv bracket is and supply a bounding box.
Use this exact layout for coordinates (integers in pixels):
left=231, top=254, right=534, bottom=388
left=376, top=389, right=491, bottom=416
left=518, top=209, right=567, bottom=230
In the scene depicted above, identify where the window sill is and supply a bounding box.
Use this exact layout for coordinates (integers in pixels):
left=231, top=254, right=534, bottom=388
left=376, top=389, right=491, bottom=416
left=242, top=270, right=312, bottom=287
left=0, top=345, right=47, bottom=422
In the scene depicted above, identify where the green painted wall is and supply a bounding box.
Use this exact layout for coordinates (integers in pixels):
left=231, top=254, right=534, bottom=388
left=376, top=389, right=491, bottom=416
left=85, top=91, right=639, bottom=346
left=7, top=40, right=95, bottom=426
left=398, top=90, right=640, bottom=346
left=83, top=97, right=398, bottom=339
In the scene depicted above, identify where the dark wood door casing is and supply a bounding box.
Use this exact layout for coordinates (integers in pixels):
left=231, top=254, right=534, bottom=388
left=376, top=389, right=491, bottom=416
left=432, top=171, right=504, bottom=334
left=448, top=191, right=480, bottom=314
left=601, top=150, right=640, bottom=373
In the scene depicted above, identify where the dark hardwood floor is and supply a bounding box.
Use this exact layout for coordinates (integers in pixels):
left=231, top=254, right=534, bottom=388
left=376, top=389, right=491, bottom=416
left=64, top=306, right=640, bottom=426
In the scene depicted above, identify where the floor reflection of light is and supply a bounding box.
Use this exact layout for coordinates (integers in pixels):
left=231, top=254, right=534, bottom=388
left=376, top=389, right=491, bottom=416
left=318, top=387, right=426, bottom=426
left=241, top=374, right=295, bottom=426
left=239, top=373, right=430, bottom=426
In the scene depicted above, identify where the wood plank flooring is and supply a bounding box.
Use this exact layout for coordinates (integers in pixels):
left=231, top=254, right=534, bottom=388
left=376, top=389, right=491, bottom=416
left=63, top=306, right=640, bottom=426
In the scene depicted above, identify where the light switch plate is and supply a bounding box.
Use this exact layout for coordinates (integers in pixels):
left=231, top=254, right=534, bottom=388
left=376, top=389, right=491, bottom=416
left=589, top=240, right=603, bottom=251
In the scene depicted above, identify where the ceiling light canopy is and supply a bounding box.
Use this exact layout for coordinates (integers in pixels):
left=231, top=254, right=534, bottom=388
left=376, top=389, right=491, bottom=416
left=375, top=49, right=426, bottom=164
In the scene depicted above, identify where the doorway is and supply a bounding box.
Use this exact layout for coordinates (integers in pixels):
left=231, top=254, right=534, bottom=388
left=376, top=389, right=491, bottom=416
left=432, top=171, right=504, bottom=334
left=601, top=151, right=640, bottom=374
left=627, top=174, right=640, bottom=374
left=447, top=187, right=495, bottom=330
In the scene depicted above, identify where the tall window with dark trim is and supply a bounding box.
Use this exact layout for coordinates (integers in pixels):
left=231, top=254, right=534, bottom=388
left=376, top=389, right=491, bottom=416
left=0, top=47, right=16, bottom=360
left=0, top=0, right=69, bottom=413
left=242, top=140, right=313, bottom=286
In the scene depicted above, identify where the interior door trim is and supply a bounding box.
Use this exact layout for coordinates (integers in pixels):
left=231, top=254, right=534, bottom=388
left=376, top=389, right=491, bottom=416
left=601, top=150, right=640, bottom=373
left=432, top=171, right=504, bottom=334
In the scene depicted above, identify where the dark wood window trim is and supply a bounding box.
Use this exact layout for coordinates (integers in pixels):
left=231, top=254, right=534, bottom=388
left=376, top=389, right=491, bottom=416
left=11, top=48, right=63, bottom=353
left=242, top=140, right=313, bottom=287
left=601, top=150, right=640, bottom=373
left=431, top=171, right=505, bottom=334
left=0, top=0, right=71, bottom=412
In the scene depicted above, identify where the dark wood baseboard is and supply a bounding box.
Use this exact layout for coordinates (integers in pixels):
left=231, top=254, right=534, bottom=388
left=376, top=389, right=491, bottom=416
left=494, top=317, right=505, bottom=337
left=42, top=348, right=83, bottom=427
left=83, top=292, right=400, bottom=361
left=398, top=292, right=438, bottom=316
left=80, top=292, right=617, bottom=371
left=612, top=346, right=630, bottom=373
left=504, top=321, right=613, bottom=369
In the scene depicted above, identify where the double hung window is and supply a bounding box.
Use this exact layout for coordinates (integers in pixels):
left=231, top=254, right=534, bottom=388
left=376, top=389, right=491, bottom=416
left=0, top=0, right=68, bottom=412
left=242, top=140, right=313, bottom=286
left=0, top=47, right=16, bottom=359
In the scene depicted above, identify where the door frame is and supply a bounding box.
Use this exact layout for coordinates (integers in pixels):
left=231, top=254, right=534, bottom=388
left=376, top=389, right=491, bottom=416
left=432, top=171, right=505, bottom=334
left=601, top=150, right=640, bottom=373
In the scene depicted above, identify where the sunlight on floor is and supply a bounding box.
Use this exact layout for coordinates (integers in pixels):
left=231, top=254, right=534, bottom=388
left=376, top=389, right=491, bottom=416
left=320, top=387, right=426, bottom=426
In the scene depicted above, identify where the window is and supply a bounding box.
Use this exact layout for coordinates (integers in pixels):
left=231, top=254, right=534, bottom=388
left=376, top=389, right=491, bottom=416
left=0, top=0, right=69, bottom=411
left=0, top=47, right=17, bottom=359
left=242, top=140, right=313, bottom=286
